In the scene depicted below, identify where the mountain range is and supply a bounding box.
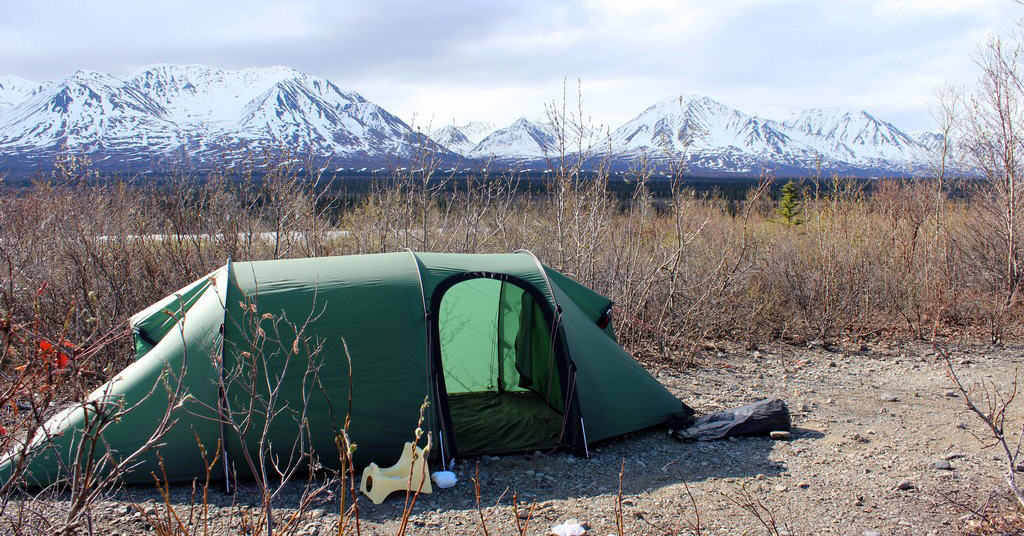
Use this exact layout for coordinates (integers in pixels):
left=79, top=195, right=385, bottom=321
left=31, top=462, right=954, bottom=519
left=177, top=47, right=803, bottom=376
left=0, top=65, right=943, bottom=177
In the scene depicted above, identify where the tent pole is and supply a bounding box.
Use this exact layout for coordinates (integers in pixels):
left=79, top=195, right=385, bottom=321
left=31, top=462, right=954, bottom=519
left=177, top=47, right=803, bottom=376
left=579, top=417, right=590, bottom=458
left=218, top=260, right=234, bottom=493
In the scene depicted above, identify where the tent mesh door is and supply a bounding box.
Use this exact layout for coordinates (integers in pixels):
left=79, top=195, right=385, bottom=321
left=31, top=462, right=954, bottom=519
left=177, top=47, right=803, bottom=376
left=439, top=278, right=564, bottom=455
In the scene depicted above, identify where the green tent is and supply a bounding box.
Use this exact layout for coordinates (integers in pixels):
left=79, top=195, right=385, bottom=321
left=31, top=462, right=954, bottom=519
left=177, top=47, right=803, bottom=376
left=1, top=252, right=688, bottom=486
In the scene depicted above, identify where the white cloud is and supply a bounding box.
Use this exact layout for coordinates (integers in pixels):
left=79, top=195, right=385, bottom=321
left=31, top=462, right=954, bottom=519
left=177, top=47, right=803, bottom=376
left=0, top=0, right=1020, bottom=132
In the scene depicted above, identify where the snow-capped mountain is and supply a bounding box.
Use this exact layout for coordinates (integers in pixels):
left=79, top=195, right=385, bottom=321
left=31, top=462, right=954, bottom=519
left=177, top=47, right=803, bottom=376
left=468, top=118, right=558, bottom=161
left=782, top=108, right=925, bottom=167
left=0, top=70, right=181, bottom=155
left=0, top=64, right=943, bottom=176
left=910, top=131, right=944, bottom=152
left=601, top=95, right=934, bottom=175
left=0, top=65, right=450, bottom=170
left=434, top=121, right=497, bottom=155
left=608, top=94, right=816, bottom=173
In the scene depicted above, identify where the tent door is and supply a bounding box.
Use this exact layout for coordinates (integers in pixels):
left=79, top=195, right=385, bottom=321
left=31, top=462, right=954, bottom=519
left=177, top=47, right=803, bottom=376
left=431, top=276, right=567, bottom=457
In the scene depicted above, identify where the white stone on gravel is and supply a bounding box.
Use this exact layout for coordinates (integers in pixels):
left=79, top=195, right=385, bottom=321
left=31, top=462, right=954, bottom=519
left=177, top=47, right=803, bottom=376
left=880, top=393, right=899, bottom=402
left=770, top=431, right=792, bottom=440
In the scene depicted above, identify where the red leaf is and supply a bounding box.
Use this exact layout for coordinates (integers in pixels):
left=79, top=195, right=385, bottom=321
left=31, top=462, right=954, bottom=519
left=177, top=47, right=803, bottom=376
left=0, top=426, right=7, bottom=436
left=38, top=340, right=53, bottom=353
left=57, top=353, right=69, bottom=369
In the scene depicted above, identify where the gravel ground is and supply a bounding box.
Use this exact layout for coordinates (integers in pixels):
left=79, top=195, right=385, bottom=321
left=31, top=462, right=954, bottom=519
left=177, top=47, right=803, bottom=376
left=31, top=340, right=1024, bottom=535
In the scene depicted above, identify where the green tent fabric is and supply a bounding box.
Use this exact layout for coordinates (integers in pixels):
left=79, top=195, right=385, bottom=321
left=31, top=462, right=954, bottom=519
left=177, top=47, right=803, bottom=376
left=0, top=252, right=689, bottom=486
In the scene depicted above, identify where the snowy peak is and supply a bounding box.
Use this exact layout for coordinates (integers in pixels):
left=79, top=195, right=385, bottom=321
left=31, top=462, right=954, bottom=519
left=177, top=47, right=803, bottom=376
left=910, top=131, right=944, bottom=152
left=604, top=95, right=934, bottom=174
left=469, top=118, right=557, bottom=160
left=434, top=121, right=497, bottom=154
left=126, top=64, right=330, bottom=125
left=0, top=69, right=178, bottom=153
left=782, top=108, right=919, bottom=162
left=0, top=75, right=51, bottom=112
left=226, top=78, right=413, bottom=156
left=611, top=94, right=796, bottom=158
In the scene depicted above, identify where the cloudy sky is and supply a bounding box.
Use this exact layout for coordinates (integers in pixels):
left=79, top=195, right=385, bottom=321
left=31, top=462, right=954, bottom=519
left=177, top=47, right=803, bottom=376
left=1, top=0, right=1019, bottom=132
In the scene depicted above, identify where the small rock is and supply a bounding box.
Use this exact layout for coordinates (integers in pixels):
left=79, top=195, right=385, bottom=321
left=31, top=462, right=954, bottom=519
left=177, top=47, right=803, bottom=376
left=944, top=390, right=959, bottom=398
left=930, top=460, right=953, bottom=471
left=753, top=350, right=763, bottom=358
left=860, top=344, right=871, bottom=352
left=957, top=423, right=968, bottom=430
left=770, top=431, right=792, bottom=440
left=880, top=393, right=899, bottom=402
left=895, top=479, right=914, bottom=491
left=799, top=402, right=812, bottom=412
left=774, top=485, right=788, bottom=492
left=945, top=453, right=965, bottom=461
left=797, top=481, right=810, bottom=489
left=863, top=531, right=882, bottom=536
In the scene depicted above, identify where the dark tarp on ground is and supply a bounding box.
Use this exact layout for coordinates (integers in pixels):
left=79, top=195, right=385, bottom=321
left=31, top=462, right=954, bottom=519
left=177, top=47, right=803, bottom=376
left=671, top=398, right=791, bottom=441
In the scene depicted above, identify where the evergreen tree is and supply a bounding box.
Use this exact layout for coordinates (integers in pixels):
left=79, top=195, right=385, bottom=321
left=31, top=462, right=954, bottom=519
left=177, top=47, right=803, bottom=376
left=774, top=180, right=804, bottom=225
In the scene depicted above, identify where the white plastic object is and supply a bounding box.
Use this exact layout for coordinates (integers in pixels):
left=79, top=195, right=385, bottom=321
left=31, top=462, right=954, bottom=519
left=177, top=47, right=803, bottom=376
left=431, top=470, right=457, bottom=488
left=359, top=442, right=432, bottom=504
left=551, top=520, right=587, bottom=536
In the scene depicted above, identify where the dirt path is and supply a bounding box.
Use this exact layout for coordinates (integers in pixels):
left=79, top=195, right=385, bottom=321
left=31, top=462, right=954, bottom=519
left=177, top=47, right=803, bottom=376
left=86, top=341, right=1021, bottom=535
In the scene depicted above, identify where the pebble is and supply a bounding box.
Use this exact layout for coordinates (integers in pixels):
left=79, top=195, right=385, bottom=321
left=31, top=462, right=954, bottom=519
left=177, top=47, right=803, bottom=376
left=930, top=460, right=953, bottom=471
left=797, top=481, right=810, bottom=489
left=895, top=479, right=914, bottom=490
left=880, top=393, right=899, bottom=402
left=863, top=531, right=882, bottom=536
left=799, top=402, right=812, bottom=412
left=944, top=453, right=965, bottom=461
left=770, top=431, right=792, bottom=440
left=944, top=390, right=959, bottom=398
left=774, top=484, right=788, bottom=492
